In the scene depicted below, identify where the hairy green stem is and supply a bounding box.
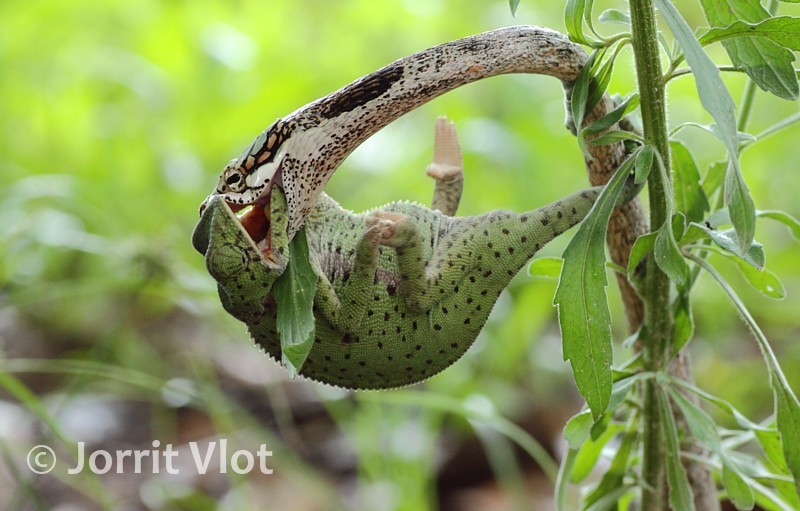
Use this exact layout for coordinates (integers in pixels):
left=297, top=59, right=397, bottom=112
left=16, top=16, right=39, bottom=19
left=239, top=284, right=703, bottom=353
left=629, top=0, right=673, bottom=508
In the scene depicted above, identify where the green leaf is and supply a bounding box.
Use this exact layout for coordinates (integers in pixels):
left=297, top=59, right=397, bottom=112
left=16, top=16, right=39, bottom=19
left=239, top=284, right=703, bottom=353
left=701, top=244, right=786, bottom=299
left=582, top=420, right=637, bottom=509
left=687, top=222, right=765, bottom=269
left=564, top=410, right=593, bottom=449
left=565, top=0, right=592, bottom=45
left=672, top=291, right=694, bottom=353
left=585, top=130, right=642, bottom=146
left=555, top=156, right=634, bottom=420
left=668, top=386, right=757, bottom=508
left=702, top=160, right=727, bottom=198
left=669, top=388, right=756, bottom=509
left=732, top=258, right=785, bottom=299
left=697, top=1, right=799, bottom=100
left=650, top=146, right=687, bottom=284
left=571, top=50, right=600, bottom=143
left=529, top=256, right=563, bottom=279
left=634, top=144, right=654, bottom=184
left=671, top=141, right=710, bottom=224
left=759, top=210, right=800, bottom=241
left=509, top=0, right=521, bottom=17
left=773, top=372, right=800, bottom=498
left=628, top=232, right=656, bottom=277
left=725, top=158, right=757, bottom=254
left=755, top=429, right=800, bottom=508
left=655, top=216, right=687, bottom=284
left=700, top=16, right=800, bottom=51
left=654, top=0, right=754, bottom=252
left=583, top=94, right=640, bottom=136
left=687, top=254, right=800, bottom=498
left=587, top=53, right=615, bottom=117
left=724, top=463, right=757, bottom=510
left=671, top=376, right=768, bottom=431
left=608, top=372, right=653, bottom=410
left=657, top=389, right=696, bottom=511
left=571, top=422, right=623, bottom=483
left=598, top=9, right=630, bottom=25
left=273, top=226, right=318, bottom=378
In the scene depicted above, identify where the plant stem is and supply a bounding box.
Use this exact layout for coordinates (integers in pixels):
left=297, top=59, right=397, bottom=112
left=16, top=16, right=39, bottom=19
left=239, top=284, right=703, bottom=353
left=629, top=0, right=673, bottom=508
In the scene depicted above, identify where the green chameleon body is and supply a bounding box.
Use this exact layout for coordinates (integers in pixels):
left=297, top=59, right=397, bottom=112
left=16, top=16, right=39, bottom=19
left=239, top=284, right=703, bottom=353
left=193, top=121, right=637, bottom=389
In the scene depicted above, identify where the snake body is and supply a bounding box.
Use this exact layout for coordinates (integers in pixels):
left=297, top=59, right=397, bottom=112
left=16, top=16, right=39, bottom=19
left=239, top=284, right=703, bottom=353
left=204, top=26, right=605, bottom=238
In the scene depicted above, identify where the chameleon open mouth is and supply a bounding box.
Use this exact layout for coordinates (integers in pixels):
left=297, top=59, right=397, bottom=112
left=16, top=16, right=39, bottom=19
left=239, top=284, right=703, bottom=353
left=237, top=202, right=269, bottom=245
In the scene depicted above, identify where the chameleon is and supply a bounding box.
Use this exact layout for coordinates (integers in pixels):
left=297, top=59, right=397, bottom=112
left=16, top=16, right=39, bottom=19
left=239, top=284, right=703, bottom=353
left=193, top=118, right=641, bottom=390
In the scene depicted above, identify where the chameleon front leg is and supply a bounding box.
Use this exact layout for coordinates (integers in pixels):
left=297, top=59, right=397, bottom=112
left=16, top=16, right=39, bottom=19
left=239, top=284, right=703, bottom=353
left=313, top=214, right=402, bottom=333
left=426, top=116, right=463, bottom=216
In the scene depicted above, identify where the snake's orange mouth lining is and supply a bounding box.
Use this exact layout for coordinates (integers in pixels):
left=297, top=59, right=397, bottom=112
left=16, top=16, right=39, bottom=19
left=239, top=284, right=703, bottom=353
left=237, top=203, right=269, bottom=244
left=233, top=193, right=277, bottom=260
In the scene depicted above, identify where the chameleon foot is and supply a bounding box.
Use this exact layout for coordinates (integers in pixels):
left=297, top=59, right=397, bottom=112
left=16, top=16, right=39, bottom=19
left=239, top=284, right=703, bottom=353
left=365, top=211, right=412, bottom=247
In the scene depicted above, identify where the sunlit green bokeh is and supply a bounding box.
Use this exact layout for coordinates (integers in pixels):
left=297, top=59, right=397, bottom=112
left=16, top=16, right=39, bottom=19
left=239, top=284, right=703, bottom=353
left=1, top=1, right=799, bottom=509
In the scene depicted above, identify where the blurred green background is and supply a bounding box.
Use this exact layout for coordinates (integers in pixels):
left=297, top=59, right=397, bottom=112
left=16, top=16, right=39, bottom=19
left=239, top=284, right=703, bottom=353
left=1, top=0, right=798, bottom=509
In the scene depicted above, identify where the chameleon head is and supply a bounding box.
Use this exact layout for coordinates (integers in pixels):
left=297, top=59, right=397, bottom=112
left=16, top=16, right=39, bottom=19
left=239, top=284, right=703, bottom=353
left=192, top=195, right=284, bottom=312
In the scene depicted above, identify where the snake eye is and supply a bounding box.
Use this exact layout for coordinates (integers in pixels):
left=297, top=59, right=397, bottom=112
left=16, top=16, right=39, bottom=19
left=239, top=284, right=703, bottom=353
left=223, top=169, right=246, bottom=192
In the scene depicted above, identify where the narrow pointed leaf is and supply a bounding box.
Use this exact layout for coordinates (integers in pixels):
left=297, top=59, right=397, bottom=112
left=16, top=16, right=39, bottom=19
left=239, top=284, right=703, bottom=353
left=571, top=50, right=600, bottom=142
left=555, top=158, right=634, bottom=419
left=725, top=159, right=757, bottom=254
left=658, top=389, right=696, bottom=511
left=655, top=218, right=687, bottom=284
left=689, top=254, right=800, bottom=498
left=702, top=160, right=727, bottom=198
left=700, top=16, right=800, bottom=52
left=673, top=291, right=694, bottom=353
left=773, top=374, right=800, bottom=498
left=698, top=1, right=799, bottom=100
left=583, top=94, right=640, bottom=136
left=628, top=232, right=656, bottom=277
left=529, top=256, right=564, bottom=279
left=565, top=0, right=591, bottom=45
left=654, top=0, right=755, bottom=251
left=688, top=222, right=765, bottom=269
left=274, top=227, right=317, bottom=377
left=582, top=423, right=637, bottom=509
left=598, top=9, right=630, bottom=25
left=759, top=210, right=800, bottom=241
left=571, top=422, right=624, bottom=483
left=671, top=141, right=710, bottom=223
left=669, top=388, right=755, bottom=508
left=724, top=464, right=757, bottom=510
left=564, top=411, right=593, bottom=448
left=586, top=130, right=642, bottom=146
left=634, top=144, right=654, bottom=184
left=509, top=0, right=521, bottom=16
left=719, top=248, right=785, bottom=299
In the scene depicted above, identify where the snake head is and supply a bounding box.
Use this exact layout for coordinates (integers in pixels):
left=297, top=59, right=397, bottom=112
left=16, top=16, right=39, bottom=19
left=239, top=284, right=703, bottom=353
left=199, top=119, right=292, bottom=216
left=192, top=194, right=285, bottom=322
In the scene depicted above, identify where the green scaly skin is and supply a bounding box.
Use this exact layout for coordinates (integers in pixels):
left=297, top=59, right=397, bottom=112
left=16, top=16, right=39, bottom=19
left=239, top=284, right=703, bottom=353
left=193, top=158, right=635, bottom=390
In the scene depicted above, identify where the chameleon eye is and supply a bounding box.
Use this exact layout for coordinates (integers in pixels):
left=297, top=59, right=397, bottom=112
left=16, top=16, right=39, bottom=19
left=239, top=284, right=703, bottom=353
left=226, top=173, right=242, bottom=185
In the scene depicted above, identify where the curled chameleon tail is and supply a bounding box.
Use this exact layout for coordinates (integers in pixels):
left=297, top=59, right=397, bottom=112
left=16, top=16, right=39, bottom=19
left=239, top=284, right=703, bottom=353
left=193, top=118, right=639, bottom=389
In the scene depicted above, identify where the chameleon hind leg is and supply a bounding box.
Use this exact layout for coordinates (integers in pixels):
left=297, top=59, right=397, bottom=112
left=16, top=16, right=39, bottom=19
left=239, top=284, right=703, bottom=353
left=426, top=116, right=463, bottom=216
left=363, top=187, right=606, bottom=313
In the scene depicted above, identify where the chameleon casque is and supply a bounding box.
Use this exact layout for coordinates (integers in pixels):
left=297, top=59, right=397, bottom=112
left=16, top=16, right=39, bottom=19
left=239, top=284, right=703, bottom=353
left=193, top=26, right=640, bottom=389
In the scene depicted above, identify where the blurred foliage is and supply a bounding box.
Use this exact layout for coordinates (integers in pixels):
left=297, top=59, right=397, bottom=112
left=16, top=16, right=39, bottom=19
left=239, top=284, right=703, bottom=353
left=0, top=0, right=798, bottom=509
